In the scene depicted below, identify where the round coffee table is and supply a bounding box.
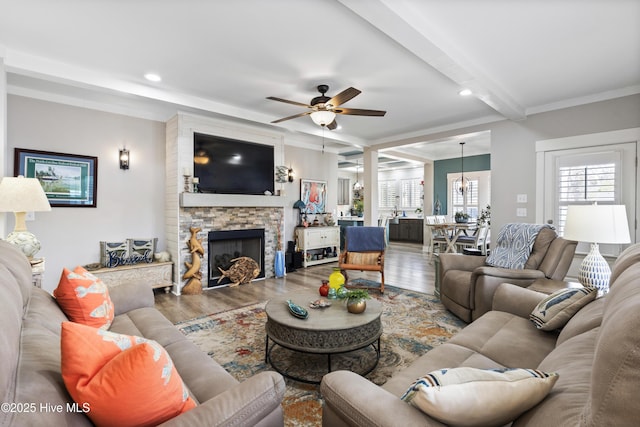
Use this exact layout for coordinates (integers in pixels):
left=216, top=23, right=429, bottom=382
left=264, top=288, right=383, bottom=384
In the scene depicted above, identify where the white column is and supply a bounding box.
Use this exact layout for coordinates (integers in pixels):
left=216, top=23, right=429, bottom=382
left=363, top=148, right=378, bottom=226
left=423, top=161, right=434, bottom=252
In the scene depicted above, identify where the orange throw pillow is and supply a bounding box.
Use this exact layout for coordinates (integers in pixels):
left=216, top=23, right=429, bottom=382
left=54, top=266, right=114, bottom=329
left=61, top=322, right=196, bottom=427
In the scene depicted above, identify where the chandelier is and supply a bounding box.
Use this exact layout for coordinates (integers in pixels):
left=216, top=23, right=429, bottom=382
left=353, top=160, right=362, bottom=190
left=454, top=142, right=470, bottom=195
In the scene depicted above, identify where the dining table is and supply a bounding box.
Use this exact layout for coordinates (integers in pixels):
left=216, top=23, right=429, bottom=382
left=426, top=222, right=475, bottom=253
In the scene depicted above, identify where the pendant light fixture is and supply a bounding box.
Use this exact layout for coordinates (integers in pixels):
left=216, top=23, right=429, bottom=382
left=353, top=160, right=362, bottom=190
left=455, top=142, right=469, bottom=195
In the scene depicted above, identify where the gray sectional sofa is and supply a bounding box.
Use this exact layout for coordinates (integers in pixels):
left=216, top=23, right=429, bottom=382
left=321, top=243, right=640, bottom=426
left=0, top=240, right=285, bottom=426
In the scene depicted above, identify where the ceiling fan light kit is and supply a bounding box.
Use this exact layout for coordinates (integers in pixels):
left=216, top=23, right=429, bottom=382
left=267, top=84, right=386, bottom=130
left=310, top=110, right=336, bottom=126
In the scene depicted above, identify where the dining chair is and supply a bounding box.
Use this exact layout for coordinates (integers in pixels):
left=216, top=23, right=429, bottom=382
left=425, top=216, right=447, bottom=254
left=455, top=224, right=490, bottom=255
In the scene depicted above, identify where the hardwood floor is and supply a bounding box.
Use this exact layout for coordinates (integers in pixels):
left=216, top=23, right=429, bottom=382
left=155, top=241, right=436, bottom=323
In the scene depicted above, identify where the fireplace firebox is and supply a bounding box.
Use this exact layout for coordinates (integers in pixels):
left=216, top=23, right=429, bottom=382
left=208, top=228, right=265, bottom=287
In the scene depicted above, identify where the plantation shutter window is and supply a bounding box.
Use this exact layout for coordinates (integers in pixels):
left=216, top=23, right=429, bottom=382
left=337, top=178, right=350, bottom=205
left=378, top=180, right=397, bottom=209
left=400, top=178, right=422, bottom=209
left=556, top=152, right=619, bottom=235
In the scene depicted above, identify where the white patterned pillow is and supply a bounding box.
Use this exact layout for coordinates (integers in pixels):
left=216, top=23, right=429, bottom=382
left=486, top=223, right=551, bottom=269
left=401, top=367, right=558, bottom=426
left=530, top=286, right=597, bottom=331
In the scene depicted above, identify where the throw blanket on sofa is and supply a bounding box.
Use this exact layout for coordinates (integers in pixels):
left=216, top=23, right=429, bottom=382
left=486, top=223, right=553, bottom=269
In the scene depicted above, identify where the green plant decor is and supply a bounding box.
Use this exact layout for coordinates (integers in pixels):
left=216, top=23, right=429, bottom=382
left=344, top=289, right=371, bottom=301
left=353, top=199, right=364, bottom=216
left=455, top=211, right=470, bottom=220
left=478, top=204, right=491, bottom=226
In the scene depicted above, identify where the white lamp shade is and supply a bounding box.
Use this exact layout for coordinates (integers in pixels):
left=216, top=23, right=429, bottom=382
left=563, top=205, right=630, bottom=244
left=310, top=110, right=336, bottom=126
left=0, top=176, right=52, bottom=213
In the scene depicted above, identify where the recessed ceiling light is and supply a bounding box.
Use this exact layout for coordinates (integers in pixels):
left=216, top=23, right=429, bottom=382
left=458, top=88, right=473, bottom=96
left=144, top=73, right=162, bottom=82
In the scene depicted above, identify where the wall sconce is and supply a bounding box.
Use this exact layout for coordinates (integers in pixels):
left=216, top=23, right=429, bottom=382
left=119, top=148, right=130, bottom=170
left=288, top=167, right=294, bottom=182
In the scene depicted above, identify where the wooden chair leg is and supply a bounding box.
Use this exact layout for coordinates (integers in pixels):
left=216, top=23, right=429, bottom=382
left=341, top=269, right=349, bottom=285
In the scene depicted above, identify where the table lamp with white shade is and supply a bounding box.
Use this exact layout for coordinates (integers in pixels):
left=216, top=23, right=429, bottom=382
left=0, top=175, right=52, bottom=259
left=563, top=204, right=631, bottom=295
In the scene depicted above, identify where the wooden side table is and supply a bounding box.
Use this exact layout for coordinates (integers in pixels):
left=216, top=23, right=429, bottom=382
left=527, top=278, right=583, bottom=295
left=89, top=261, right=174, bottom=293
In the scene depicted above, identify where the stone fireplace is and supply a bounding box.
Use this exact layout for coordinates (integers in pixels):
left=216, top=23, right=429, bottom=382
left=177, top=205, right=283, bottom=293
left=208, top=228, right=265, bottom=287
left=166, top=113, right=287, bottom=295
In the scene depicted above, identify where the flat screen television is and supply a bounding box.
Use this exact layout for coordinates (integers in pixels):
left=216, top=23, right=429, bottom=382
left=193, top=132, right=275, bottom=195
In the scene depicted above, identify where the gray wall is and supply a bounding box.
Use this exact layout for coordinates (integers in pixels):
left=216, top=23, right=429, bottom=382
left=5, top=93, right=639, bottom=289
left=6, top=95, right=166, bottom=291
left=491, top=94, right=640, bottom=233
left=416, top=94, right=640, bottom=234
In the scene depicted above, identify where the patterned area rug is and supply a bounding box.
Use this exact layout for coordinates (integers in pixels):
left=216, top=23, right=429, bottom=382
left=176, top=286, right=465, bottom=427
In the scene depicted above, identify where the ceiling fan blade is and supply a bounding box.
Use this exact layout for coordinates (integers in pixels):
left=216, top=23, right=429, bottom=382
left=335, top=107, right=386, bottom=116
left=266, top=96, right=312, bottom=108
left=270, top=111, right=311, bottom=124
left=327, top=119, right=338, bottom=130
left=327, top=87, right=361, bottom=107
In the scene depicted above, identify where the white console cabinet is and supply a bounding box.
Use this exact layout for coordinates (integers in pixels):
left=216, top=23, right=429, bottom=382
left=295, top=226, right=340, bottom=268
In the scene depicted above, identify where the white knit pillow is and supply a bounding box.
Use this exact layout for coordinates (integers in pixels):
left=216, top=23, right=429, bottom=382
left=401, top=367, right=558, bottom=427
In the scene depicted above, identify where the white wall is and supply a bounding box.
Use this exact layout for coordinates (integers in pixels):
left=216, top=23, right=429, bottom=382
left=281, top=144, right=338, bottom=246
left=6, top=95, right=166, bottom=291
left=378, top=166, right=424, bottom=217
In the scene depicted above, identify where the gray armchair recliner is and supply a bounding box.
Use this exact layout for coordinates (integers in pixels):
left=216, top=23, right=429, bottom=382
left=439, top=226, right=577, bottom=322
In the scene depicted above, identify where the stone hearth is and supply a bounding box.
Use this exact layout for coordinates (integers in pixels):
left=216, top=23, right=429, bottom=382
left=179, top=206, right=283, bottom=291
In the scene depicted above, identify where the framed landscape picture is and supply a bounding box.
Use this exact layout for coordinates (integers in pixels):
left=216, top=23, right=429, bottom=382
left=301, top=179, right=326, bottom=214
left=14, top=148, right=98, bottom=207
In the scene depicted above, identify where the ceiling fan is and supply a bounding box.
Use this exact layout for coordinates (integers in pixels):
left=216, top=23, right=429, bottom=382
left=267, top=84, right=386, bottom=130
